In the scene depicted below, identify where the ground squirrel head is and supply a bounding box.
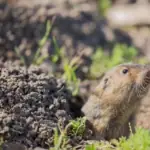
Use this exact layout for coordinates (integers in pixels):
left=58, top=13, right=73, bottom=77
left=94, top=63, right=150, bottom=103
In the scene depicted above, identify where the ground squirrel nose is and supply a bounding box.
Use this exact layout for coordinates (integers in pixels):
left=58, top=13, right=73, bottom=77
left=142, top=68, right=150, bottom=88
left=146, top=69, right=150, bottom=78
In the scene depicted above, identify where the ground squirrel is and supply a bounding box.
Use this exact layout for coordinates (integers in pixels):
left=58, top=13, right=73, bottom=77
left=82, top=63, right=150, bottom=140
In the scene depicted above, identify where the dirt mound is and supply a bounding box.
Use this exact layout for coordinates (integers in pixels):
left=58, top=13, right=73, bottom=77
left=0, top=62, right=72, bottom=148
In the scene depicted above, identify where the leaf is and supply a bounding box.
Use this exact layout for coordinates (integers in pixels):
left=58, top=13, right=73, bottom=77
left=85, top=144, right=96, bottom=150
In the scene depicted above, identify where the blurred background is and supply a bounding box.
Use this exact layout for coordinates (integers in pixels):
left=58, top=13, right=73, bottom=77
left=1, top=0, right=150, bottom=128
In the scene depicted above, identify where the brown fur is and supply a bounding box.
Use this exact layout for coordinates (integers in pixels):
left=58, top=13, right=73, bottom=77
left=82, top=63, right=150, bottom=140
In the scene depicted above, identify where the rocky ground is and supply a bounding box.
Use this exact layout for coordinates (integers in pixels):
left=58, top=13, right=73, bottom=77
left=0, top=62, right=73, bottom=149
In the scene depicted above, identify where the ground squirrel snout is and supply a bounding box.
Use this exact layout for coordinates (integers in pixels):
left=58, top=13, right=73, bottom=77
left=82, top=63, right=150, bottom=140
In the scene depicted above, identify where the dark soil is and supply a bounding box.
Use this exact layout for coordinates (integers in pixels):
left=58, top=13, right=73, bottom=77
left=0, top=62, right=73, bottom=149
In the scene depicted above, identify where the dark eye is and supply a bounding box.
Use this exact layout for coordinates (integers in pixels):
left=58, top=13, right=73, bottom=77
left=122, top=69, right=128, bottom=74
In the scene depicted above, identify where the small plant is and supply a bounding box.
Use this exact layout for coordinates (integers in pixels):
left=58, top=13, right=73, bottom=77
left=90, top=44, right=139, bottom=78
left=50, top=36, right=63, bottom=63
left=33, top=20, right=52, bottom=65
left=116, top=127, right=150, bottom=150
left=90, top=47, right=106, bottom=78
left=85, top=127, right=150, bottom=150
left=14, top=19, right=57, bottom=67
left=15, top=20, right=53, bottom=66
left=111, top=43, right=137, bottom=66
left=50, top=128, right=68, bottom=150
left=62, top=54, right=82, bottom=96
left=98, top=0, right=111, bottom=16
left=85, top=144, right=96, bottom=150
left=50, top=126, right=150, bottom=150
left=85, top=141, right=115, bottom=150
left=69, top=117, right=86, bottom=137
left=50, top=122, right=72, bottom=150
left=50, top=118, right=86, bottom=150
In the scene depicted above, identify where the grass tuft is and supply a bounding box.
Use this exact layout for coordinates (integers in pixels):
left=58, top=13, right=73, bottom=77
left=62, top=53, right=82, bottom=96
left=90, top=44, right=143, bottom=78
left=98, top=0, right=111, bottom=16
left=69, top=117, right=86, bottom=137
left=33, top=20, right=52, bottom=65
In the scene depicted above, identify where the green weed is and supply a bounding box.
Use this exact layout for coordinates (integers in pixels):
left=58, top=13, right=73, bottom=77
left=14, top=20, right=53, bottom=66
left=90, top=44, right=139, bottom=78
left=85, top=144, right=96, bottom=150
left=62, top=54, right=82, bottom=96
left=50, top=36, right=63, bottom=63
left=85, top=127, right=150, bottom=150
left=69, top=117, right=86, bottom=137
left=50, top=118, right=86, bottom=150
left=50, top=119, right=150, bottom=150
left=98, top=0, right=111, bottom=16
left=33, top=20, right=52, bottom=65
left=116, top=128, right=150, bottom=150
left=32, top=20, right=80, bottom=96
left=50, top=123, right=72, bottom=150
left=15, top=18, right=61, bottom=66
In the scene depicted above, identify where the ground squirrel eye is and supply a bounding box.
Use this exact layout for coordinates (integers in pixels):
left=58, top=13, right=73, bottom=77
left=122, top=69, right=128, bottom=74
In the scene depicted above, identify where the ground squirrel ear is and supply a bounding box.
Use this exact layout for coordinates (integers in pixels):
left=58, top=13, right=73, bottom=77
left=93, top=75, right=109, bottom=97
left=92, top=83, right=105, bottom=98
